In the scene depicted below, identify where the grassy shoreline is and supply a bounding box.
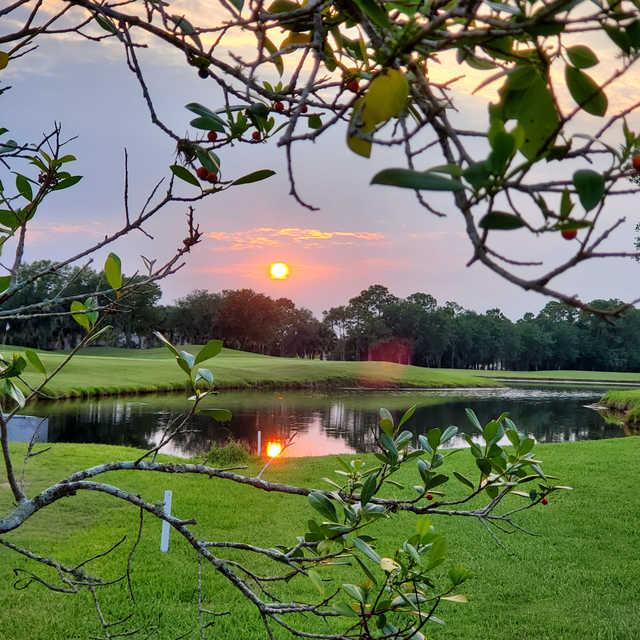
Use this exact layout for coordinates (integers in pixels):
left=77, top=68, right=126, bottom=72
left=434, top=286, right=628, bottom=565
left=1, top=437, right=639, bottom=639
left=600, top=389, right=640, bottom=426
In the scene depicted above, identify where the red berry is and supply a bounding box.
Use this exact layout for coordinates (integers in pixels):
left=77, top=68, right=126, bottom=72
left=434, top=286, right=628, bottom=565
left=301, top=104, right=308, bottom=114
left=633, top=154, right=640, bottom=171
left=561, top=228, right=577, bottom=241
left=207, top=130, right=218, bottom=142
left=206, top=171, right=218, bottom=183
left=426, top=493, right=434, bottom=501
left=196, top=166, right=209, bottom=180
left=274, top=101, right=285, bottom=113
left=252, top=131, right=261, bottom=142
left=346, top=78, right=359, bottom=93
left=541, top=497, right=549, bottom=506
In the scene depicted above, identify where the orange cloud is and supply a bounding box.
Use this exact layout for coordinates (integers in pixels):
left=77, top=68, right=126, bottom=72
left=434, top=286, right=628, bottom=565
left=206, top=227, right=385, bottom=252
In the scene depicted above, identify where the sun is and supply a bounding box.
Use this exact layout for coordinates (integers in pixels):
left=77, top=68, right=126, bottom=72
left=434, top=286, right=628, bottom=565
left=266, top=441, right=283, bottom=458
left=269, top=262, right=290, bottom=280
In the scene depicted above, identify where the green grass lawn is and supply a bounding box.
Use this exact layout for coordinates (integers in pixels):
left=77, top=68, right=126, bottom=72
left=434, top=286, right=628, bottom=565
left=1, top=344, right=497, bottom=398
left=477, top=369, right=640, bottom=382
left=4, top=342, right=640, bottom=399
left=1, top=437, right=639, bottom=639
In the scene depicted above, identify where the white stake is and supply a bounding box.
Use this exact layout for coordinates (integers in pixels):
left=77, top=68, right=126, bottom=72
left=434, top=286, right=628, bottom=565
left=257, top=430, right=262, bottom=456
left=160, top=490, right=172, bottom=553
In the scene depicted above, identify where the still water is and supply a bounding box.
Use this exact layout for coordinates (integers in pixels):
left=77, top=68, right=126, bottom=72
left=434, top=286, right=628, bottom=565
left=16, top=387, right=623, bottom=458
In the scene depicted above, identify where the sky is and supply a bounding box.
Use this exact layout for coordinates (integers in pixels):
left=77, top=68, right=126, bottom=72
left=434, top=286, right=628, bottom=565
left=2, top=9, right=640, bottom=319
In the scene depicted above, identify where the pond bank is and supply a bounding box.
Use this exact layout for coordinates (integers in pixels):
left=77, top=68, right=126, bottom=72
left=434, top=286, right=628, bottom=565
left=600, top=390, right=640, bottom=427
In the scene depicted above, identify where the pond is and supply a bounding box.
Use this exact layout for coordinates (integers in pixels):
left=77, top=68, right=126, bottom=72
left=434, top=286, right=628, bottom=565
left=11, top=386, right=623, bottom=458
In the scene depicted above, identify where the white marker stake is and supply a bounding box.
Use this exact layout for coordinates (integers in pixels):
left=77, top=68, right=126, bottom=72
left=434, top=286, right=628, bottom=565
left=257, top=430, right=262, bottom=456
left=160, top=490, right=172, bottom=553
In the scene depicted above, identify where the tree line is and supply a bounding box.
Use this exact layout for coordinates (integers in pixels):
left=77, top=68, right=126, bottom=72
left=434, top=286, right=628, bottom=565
left=5, top=262, right=640, bottom=371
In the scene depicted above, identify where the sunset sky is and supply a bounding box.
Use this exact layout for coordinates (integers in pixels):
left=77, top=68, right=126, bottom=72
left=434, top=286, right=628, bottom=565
left=3, top=15, right=639, bottom=318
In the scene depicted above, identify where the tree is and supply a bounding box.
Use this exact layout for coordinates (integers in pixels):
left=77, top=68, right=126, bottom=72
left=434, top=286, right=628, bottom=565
left=1, top=0, right=634, bottom=637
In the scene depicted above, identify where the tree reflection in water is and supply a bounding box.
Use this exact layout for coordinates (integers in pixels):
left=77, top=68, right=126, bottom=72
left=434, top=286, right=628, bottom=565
left=21, top=388, right=624, bottom=458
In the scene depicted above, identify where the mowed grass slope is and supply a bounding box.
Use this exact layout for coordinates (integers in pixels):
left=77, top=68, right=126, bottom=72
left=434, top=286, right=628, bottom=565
left=0, top=437, right=639, bottom=639
left=0, top=345, right=495, bottom=397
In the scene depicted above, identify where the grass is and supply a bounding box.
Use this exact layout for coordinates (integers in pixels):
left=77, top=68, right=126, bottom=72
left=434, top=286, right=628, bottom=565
left=477, top=369, right=640, bottom=383
left=1, top=437, right=639, bottom=639
left=0, top=344, right=497, bottom=398
left=600, top=390, right=640, bottom=426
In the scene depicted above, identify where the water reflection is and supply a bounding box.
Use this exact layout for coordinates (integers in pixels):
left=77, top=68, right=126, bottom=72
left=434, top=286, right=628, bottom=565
left=15, top=387, right=624, bottom=458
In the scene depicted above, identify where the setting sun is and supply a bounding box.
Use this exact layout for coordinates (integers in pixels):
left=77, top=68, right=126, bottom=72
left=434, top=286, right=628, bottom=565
left=269, top=262, right=290, bottom=280
left=266, top=441, right=283, bottom=458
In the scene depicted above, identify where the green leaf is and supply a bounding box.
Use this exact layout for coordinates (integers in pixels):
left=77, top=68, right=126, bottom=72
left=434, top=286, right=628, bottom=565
left=195, top=147, right=220, bottom=173
left=398, top=404, right=416, bottom=428
left=425, top=535, right=446, bottom=570
left=194, top=339, right=223, bottom=365
left=560, top=188, right=574, bottom=218
left=104, top=253, right=122, bottom=291
left=440, top=425, right=458, bottom=444
left=360, top=472, right=378, bottom=507
left=195, top=367, right=214, bottom=385
left=565, top=66, right=607, bottom=117
left=263, top=36, right=284, bottom=76
left=3, top=379, right=25, bottom=408
left=449, top=564, right=473, bottom=586
left=627, top=20, right=640, bottom=49
left=308, top=569, right=324, bottom=595
left=573, top=169, right=605, bottom=211
left=353, top=536, right=381, bottom=563
left=351, top=0, right=390, bottom=30
left=170, top=164, right=200, bottom=187
left=479, top=211, right=525, bottom=230
left=15, top=174, right=32, bottom=201
left=427, top=427, right=441, bottom=450
left=379, top=407, right=394, bottom=436
left=0, top=275, right=10, bottom=292
left=465, top=408, right=483, bottom=433
left=154, top=331, right=180, bottom=357
left=566, top=45, right=598, bottom=69
left=25, top=349, right=46, bottom=375
left=308, top=491, right=338, bottom=521
left=190, top=116, right=226, bottom=133
left=333, top=602, right=359, bottom=618
left=186, top=104, right=227, bottom=128
left=371, top=168, right=464, bottom=191
left=70, top=301, right=90, bottom=330
left=229, top=0, right=244, bottom=10
left=52, top=175, right=82, bottom=191
left=453, top=471, right=474, bottom=490
left=200, top=408, right=232, bottom=423
left=497, top=66, right=560, bottom=160
left=604, top=25, right=632, bottom=54
left=488, top=131, right=515, bottom=174
left=232, top=170, right=276, bottom=186
left=308, top=114, right=322, bottom=129
left=94, top=14, right=118, bottom=34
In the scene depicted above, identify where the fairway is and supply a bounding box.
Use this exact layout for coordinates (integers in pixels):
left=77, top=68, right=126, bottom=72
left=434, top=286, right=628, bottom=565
left=4, top=342, right=640, bottom=398
left=1, top=437, right=638, bottom=639
left=2, top=345, right=497, bottom=398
